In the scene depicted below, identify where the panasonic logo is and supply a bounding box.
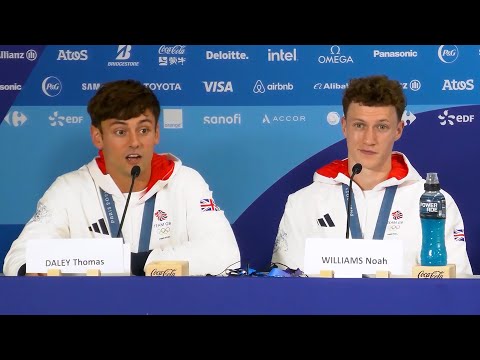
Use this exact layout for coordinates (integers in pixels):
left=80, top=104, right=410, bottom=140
left=0, top=83, right=22, bottom=91
left=373, top=50, right=418, bottom=58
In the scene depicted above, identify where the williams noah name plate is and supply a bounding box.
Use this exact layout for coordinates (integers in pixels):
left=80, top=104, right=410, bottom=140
left=304, top=238, right=404, bottom=278
left=26, top=238, right=131, bottom=275
left=145, top=261, right=189, bottom=276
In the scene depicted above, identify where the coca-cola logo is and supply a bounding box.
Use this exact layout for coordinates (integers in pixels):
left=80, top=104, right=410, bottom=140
left=158, top=45, right=186, bottom=55
left=150, top=268, right=177, bottom=276
left=417, top=270, right=444, bottom=278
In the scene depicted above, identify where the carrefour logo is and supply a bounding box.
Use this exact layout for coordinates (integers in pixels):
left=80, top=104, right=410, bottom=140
left=41, top=76, right=62, bottom=97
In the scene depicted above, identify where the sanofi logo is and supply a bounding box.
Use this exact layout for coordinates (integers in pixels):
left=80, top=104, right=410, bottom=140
left=203, top=114, right=241, bottom=125
left=41, top=76, right=62, bottom=97
left=438, top=45, right=459, bottom=63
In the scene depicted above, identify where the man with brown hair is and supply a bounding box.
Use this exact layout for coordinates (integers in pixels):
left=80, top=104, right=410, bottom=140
left=4, top=79, right=240, bottom=276
left=272, top=75, right=472, bottom=275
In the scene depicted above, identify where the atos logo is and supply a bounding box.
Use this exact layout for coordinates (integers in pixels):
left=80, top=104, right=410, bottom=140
left=442, top=79, right=474, bottom=91
left=41, top=76, right=62, bottom=97
left=203, top=81, right=233, bottom=93
left=57, top=50, right=88, bottom=61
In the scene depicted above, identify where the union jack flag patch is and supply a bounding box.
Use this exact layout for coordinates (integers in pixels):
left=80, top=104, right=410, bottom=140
left=200, top=198, right=220, bottom=212
left=454, top=228, right=465, bottom=242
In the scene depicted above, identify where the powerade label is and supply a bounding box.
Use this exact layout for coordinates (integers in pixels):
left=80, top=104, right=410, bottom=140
left=420, top=196, right=446, bottom=219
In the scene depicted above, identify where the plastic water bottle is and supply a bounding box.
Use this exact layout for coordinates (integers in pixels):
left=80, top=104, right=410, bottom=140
left=419, top=173, right=447, bottom=266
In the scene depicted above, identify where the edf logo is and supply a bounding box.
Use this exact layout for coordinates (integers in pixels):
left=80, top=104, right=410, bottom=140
left=41, top=76, right=62, bottom=97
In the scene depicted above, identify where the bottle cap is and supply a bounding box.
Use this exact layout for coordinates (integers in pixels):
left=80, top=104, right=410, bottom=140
left=424, top=172, right=441, bottom=191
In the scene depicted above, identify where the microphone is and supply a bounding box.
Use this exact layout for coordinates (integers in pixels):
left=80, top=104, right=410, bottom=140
left=116, top=165, right=141, bottom=238
left=345, top=163, right=362, bottom=239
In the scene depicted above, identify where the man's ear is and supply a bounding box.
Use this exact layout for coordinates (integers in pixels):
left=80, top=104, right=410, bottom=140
left=90, top=125, right=103, bottom=150
left=341, top=116, right=347, bottom=138
left=395, top=120, right=405, bottom=141
left=155, top=121, right=160, bottom=145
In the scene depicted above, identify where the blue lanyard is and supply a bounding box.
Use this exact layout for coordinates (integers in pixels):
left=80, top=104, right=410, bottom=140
left=342, top=183, right=398, bottom=240
left=100, top=188, right=156, bottom=252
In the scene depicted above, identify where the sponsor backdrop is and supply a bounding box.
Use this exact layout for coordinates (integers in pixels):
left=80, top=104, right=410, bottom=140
left=1, top=45, right=479, bottom=273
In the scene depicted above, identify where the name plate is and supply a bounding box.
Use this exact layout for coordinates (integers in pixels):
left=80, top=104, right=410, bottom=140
left=304, top=238, right=405, bottom=278
left=26, top=238, right=131, bottom=275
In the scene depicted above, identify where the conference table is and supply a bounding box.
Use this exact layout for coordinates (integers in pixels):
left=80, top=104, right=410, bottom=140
left=0, top=275, right=479, bottom=315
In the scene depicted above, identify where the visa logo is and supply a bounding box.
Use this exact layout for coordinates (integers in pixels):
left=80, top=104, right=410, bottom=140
left=202, top=81, right=233, bottom=92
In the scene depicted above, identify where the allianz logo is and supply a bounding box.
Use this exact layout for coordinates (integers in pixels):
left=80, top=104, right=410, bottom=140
left=206, top=50, right=248, bottom=60
left=203, top=114, right=241, bottom=125
left=203, top=81, right=233, bottom=92
left=400, top=80, right=421, bottom=91
left=57, top=50, right=88, bottom=61
left=442, top=79, right=474, bottom=91
left=253, top=80, right=294, bottom=93
left=267, top=48, right=297, bottom=62
left=373, top=49, right=418, bottom=58
left=0, top=49, right=37, bottom=61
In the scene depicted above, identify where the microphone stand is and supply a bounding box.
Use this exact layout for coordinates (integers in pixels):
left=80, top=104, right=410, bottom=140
left=117, top=166, right=141, bottom=238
